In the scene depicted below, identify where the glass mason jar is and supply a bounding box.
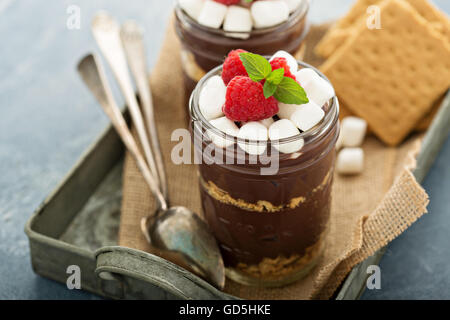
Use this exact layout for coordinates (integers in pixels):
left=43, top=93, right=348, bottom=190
left=189, top=61, right=340, bottom=287
left=175, top=0, right=310, bottom=104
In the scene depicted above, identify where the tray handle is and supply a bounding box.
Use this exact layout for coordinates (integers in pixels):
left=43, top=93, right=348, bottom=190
left=95, top=246, right=233, bottom=300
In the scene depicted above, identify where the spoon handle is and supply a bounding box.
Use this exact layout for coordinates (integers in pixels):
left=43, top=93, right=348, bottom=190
left=120, top=21, right=169, bottom=204
left=91, top=12, right=162, bottom=197
left=78, top=54, right=167, bottom=211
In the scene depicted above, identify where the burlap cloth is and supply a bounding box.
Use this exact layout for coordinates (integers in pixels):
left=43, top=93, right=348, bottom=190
left=118, top=22, right=429, bottom=299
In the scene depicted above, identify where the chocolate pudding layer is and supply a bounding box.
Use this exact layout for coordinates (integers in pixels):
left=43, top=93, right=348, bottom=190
left=190, top=64, right=339, bottom=287
left=199, top=147, right=334, bottom=261
left=175, top=2, right=310, bottom=99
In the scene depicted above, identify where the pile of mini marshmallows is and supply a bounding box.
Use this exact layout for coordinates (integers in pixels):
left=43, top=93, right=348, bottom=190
left=336, top=116, right=367, bottom=175
left=199, top=50, right=335, bottom=156
left=179, top=0, right=304, bottom=36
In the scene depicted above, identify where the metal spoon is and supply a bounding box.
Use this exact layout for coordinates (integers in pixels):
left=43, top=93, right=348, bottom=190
left=91, top=11, right=162, bottom=195
left=119, top=20, right=168, bottom=203
left=78, top=54, right=225, bottom=289
left=87, top=14, right=225, bottom=289
left=78, top=54, right=166, bottom=211
left=77, top=54, right=196, bottom=276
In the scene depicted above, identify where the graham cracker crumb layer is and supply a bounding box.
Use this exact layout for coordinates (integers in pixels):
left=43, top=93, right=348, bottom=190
left=201, top=179, right=307, bottom=213
left=235, top=233, right=325, bottom=280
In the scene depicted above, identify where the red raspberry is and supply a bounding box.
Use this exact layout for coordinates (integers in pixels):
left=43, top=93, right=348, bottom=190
left=213, top=0, right=241, bottom=5
left=223, top=76, right=279, bottom=122
left=270, top=57, right=297, bottom=80
left=222, top=49, right=248, bottom=85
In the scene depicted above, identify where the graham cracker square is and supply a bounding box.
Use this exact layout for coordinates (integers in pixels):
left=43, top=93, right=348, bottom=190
left=408, top=0, right=450, bottom=42
left=316, top=0, right=450, bottom=58
left=315, top=0, right=380, bottom=57
left=339, top=94, right=443, bottom=134
left=320, top=0, right=450, bottom=146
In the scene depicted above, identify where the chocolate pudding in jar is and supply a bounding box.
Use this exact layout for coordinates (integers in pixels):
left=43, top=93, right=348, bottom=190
left=175, top=0, right=310, bottom=106
left=189, top=57, right=340, bottom=287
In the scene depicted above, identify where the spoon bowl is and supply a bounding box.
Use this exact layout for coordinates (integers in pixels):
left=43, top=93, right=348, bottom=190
left=141, top=207, right=225, bottom=289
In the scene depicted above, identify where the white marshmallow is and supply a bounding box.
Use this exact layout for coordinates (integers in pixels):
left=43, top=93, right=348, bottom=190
left=197, top=0, right=228, bottom=29
left=269, top=119, right=303, bottom=153
left=336, top=148, right=364, bottom=175
left=290, top=101, right=325, bottom=131
left=179, top=0, right=205, bottom=21
left=251, top=0, right=289, bottom=29
left=341, top=116, right=367, bottom=147
left=270, top=50, right=298, bottom=73
left=296, top=68, right=335, bottom=107
left=207, top=117, right=239, bottom=148
left=223, top=5, right=252, bottom=33
left=281, top=0, right=303, bottom=13
left=277, top=102, right=300, bottom=119
left=237, top=122, right=268, bottom=155
left=199, top=75, right=226, bottom=120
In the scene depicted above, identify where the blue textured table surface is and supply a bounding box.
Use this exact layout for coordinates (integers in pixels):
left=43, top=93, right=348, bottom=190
left=0, top=0, right=448, bottom=300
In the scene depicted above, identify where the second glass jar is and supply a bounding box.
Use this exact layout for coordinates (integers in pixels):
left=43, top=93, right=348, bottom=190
left=175, top=0, right=310, bottom=105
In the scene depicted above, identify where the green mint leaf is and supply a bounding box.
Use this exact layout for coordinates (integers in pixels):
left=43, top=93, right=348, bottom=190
left=263, top=69, right=284, bottom=98
left=266, top=68, right=284, bottom=85
left=244, top=0, right=254, bottom=3
left=263, top=81, right=277, bottom=98
left=274, top=77, right=309, bottom=105
left=239, top=52, right=272, bottom=82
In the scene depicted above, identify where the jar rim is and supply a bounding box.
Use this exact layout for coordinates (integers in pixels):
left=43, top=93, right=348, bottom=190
left=175, top=0, right=310, bottom=38
left=190, top=60, right=340, bottom=147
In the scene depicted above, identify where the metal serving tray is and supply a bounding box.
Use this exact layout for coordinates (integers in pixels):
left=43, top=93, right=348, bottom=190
left=25, top=91, right=450, bottom=300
